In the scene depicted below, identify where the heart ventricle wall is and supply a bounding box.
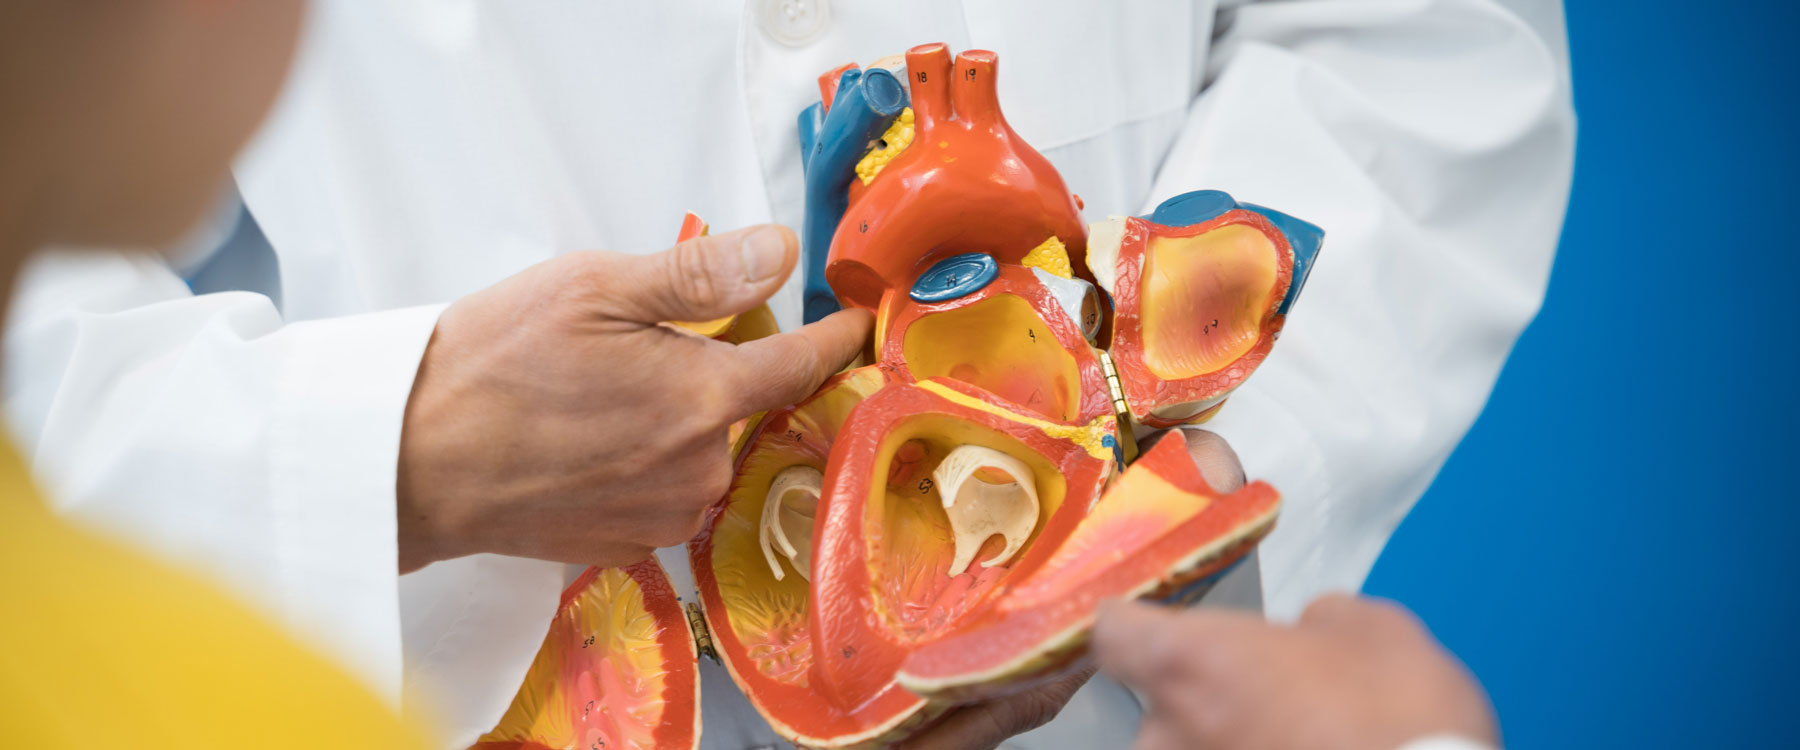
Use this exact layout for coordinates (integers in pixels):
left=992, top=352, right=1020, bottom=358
left=474, top=561, right=698, bottom=750
left=1139, top=225, right=1281, bottom=380
left=690, top=366, right=935, bottom=747
left=861, top=411, right=1073, bottom=640
left=898, top=294, right=1085, bottom=422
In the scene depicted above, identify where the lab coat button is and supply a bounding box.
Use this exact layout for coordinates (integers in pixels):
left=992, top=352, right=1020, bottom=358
left=759, top=0, right=830, bottom=47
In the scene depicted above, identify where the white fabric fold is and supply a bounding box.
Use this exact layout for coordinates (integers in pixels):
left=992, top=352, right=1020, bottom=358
left=1149, top=0, right=1575, bottom=620
left=4, top=248, right=443, bottom=700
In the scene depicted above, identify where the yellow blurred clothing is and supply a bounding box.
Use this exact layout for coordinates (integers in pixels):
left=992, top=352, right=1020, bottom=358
left=0, top=442, right=432, bottom=749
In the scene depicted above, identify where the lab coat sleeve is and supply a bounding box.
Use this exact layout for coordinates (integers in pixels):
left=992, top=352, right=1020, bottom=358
left=1, top=247, right=443, bottom=702
left=1147, top=0, right=1575, bottom=618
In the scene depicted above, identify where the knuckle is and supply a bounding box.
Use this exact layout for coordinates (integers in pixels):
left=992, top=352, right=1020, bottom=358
left=549, top=250, right=628, bottom=319
left=560, top=250, right=614, bottom=294
left=970, top=707, right=1014, bottom=748
left=693, top=457, right=734, bottom=503
left=695, top=371, right=750, bottom=426
left=1014, top=703, right=1057, bottom=735
left=755, top=338, right=823, bottom=404
left=648, top=522, right=700, bottom=548
left=679, top=509, right=711, bottom=542
left=1014, top=677, right=1084, bottom=733
left=646, top=526, right=691, bottom=549
left=609, top=544, right=657, bottom=566
left=645, top=508, right=704, bottom=547
left=660, top=442, right=734, bottom=506
left=621, top=432, right=668, bottom=470
left=670, top=239, right=725, bottom=312
left=652, top=368, right=734, bottom=438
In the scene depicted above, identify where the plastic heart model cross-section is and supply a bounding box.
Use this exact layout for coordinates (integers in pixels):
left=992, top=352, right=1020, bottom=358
left=475, top=560, right=698, bottom=750
left=689, top=375, right=1277, bottom=746
left=1091, top=190, right=1324, bottom=429
left=485, top=43, right=1322, bottom=750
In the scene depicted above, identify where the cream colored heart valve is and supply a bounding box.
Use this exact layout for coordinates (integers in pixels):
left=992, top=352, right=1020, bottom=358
left=759, top=465, right=823, bottom=581
left=930, top=445, right=1041, bottom=577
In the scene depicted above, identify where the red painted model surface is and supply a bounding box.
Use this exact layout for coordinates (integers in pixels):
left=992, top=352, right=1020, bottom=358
left=826, top=44, right=1089, bottom=311
left=475, top=560, right=699, bottom=750
left=897, top=431, right=1281, bottom=699
left=486, top=43, right=1320, bottom=750
left=877, top=263, right=1114, bottom=424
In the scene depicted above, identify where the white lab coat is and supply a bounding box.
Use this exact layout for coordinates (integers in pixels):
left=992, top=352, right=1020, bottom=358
left=3, top=1, right=1572, bottom=748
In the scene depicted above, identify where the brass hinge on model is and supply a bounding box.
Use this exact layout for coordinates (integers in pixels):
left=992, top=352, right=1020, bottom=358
left=1096, top=350, right=1141, bottom=465
left=685, top=602, right=718, bottom=662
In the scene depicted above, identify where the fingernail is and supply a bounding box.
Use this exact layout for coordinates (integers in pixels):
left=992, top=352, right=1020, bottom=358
left=740, top=227, right=786, bottom=282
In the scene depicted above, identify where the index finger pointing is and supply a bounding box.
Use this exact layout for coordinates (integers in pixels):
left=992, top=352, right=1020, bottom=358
left=1092, top=600, right=1188, bottom=690
left=727, top=307, right=873, bottom=416
left=1093, top=600, right=1269, bottom=692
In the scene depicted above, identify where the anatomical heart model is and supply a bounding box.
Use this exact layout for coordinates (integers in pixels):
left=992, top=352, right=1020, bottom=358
left=477, top=44, right=1323, bottom=750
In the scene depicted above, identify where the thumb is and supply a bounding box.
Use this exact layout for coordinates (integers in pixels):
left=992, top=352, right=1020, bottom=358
left=593, top=224, right=798, bottom=324
left=1094, top=600, right=1268, bottom=691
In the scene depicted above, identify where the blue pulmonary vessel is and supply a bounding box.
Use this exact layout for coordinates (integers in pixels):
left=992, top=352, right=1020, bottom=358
left=1145, top=190, right=1324, bottom=315
left=797, top=66, right=907, bottom=324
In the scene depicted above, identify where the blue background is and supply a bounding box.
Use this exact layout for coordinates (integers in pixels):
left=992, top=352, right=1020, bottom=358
left=1363, top=2, right=1800, bottom=747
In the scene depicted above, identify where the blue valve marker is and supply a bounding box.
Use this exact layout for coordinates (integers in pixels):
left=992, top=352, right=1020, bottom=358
left=910, top=252, right=1000, bottom=303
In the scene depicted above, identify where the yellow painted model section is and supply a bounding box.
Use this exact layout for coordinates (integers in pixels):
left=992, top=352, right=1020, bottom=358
left=674, top=316, right=734, bottom=338
left=863, top=413, right=1071, bottom=640
left=711, top=367, right=886, bottom=686
left=914, top=380, right=1116, bottom=465
left=902, top=294, right=1083, bottom=422
left=480, top=567, right=683, bottom=749
left=1005, top=465, right=1210, bottom=609
left=1140, top=225, right=1279, bottom=380
left=715, top=458, right=818, bottom=686
left=729, top=304, right=781, bottom=343
left=1020, top=236, right=1074, bottom=279
left=857, top=108, right=916, bottom=185
left=673, top=303, right=778, bottom=342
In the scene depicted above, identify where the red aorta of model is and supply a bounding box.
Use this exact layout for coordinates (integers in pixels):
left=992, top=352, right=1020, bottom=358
left=826, top=43, right=1091, bottom=312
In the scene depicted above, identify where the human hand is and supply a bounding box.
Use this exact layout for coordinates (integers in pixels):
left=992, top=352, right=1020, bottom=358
left=895, top=429, right=1247, bottom=750
left=1095, top=592, right=1497, bottom=750
left=395, top=225, right=873, bottom=572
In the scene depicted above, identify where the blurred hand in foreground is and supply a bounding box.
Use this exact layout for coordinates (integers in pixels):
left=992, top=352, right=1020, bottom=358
left=1096, top=590, right=1497, bottom=750
left=396, top=225, right=872, bottom=572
